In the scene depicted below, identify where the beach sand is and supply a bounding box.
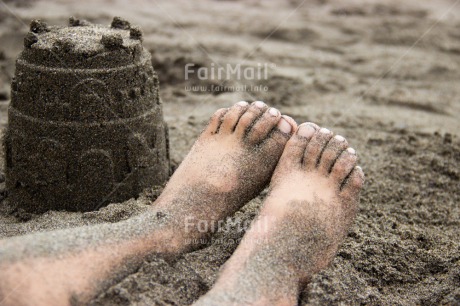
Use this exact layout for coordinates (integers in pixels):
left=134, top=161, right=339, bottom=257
left=0, top=0, right=459, bottom=304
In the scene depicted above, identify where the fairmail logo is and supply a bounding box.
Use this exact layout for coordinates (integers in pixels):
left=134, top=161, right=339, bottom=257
left=185, top=63, right=275, bottom=81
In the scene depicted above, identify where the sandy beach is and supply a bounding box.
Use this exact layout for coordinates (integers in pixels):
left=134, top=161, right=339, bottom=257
left=0, top=0, right=459, bottom=304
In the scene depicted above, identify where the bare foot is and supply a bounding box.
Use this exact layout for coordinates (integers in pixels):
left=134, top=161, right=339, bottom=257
left=156, top=101, right=297, bottom=248
left=194, top=123, right=365, bottom=306
left=0, top=102, right=296, bottom=305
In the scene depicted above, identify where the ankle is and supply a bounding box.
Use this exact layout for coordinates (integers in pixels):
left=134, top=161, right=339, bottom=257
left=152, top=193, right=230, bottom=239
left=203, top=260, right=301, bottom=305
left=196, top=283, right=298, bottom=306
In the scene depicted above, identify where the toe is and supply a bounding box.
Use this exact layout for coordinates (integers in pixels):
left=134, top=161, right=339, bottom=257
left=296, top=122, right=318, bottom=140
left=219, top=101, right=250, bottom=134
left=282, top=123, right=318, bottom=166
left=280, top=115, right=298, bottom=133
left=246, top=107, right=281, bottom=144
left=318, top=134, right=349, bottom=175
left=204, top=108, right=228, bottom=135
left=276, top=115, right=294, bottom=135
left=303, top=128, right=334, bottom=170
left=234, top=101, right=268, bottom=137
left=340, top=165, right=365, bottom=200
left=260, top=117, right=293, bottom=161
left=330, top=147, right=358, bottom=186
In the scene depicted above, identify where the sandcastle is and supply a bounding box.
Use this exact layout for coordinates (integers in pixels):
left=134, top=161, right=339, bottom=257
left=4, top=17, right=170, bottom=213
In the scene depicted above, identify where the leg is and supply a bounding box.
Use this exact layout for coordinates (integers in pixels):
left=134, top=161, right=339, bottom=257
left=194, top=123, right=365, bottom=306
left=0, top=102, right=296, bottom=306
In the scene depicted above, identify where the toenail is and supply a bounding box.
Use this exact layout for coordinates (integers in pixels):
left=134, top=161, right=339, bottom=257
left=236, top=101, right=248, bottom=106
left=335, top=135, right=345, bottom=142
left=320, top=128, right=331, bottom=134
left=356, top=165, right=362, bottom=171
left=277, top=118, right=292, bottom=134
left=254, top=101, right=266, bottom=108
left=347, top=147, right=356, bottom=154
left=297, top=124, right=316, bottom=138
left=268, top=108, right=279, bottom=117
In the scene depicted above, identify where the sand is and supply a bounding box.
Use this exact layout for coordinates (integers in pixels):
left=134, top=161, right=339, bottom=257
left=0, top=0, right=459, bottom=305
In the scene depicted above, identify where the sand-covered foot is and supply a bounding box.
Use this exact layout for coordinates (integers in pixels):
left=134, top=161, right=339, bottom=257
left=0, top=103, right=295, bottom=306
left=155, top=101, right=296, bottom=247
left=194, top=123, right=364, bottom=306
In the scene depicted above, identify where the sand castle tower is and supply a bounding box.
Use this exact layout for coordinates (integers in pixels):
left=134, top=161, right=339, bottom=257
left=3, top=17, right=170, bottom=213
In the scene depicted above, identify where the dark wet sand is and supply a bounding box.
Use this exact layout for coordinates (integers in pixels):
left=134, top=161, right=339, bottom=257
left=0, top=0, right=459, bottom=305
